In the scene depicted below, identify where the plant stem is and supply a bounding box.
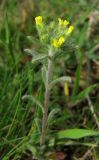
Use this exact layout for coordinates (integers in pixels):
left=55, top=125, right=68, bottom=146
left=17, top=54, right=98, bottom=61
left=40, top=58, right=53, bottom=145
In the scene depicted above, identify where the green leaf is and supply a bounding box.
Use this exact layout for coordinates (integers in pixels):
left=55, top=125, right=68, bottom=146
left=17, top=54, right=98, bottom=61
left=27, top=36, right=42, bottom=45
left=88, top=46, right=99, bottom=61
left=73, top=84, right=98, bottom=102
left=41, top=65, right=47, bottom=86
left=49, top=76, right=71, bottom=88
left=72, top=50, right=83, bottom=97
left=24, top=48, right=38, bottom=56
left=56, top=129, right=99, bottom=139
left=27, top=145, right=37, bottom=158
left=47, top=108, right=60, bottom=127
left=32, top=54, right=48, bottom=63
left=34, top=118, right=41, bottom=134
left=24, top=49, right=48, bottom=63
left=22, top=95, right=44, bottom=112
left=27, top=36, right=35, bottom=43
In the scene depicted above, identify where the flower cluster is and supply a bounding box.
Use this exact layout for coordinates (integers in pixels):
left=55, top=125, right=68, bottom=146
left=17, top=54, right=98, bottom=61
left=35, top=16, right=43, bottom=26
left=52, top=37, right=65, bottom=48
left=58, top=18, right=69, bottom=27
left=35, top=16, right=74, bottom=49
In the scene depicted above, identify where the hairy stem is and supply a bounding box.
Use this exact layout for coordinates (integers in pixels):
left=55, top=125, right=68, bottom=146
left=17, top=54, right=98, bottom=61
left=40, top=58, right=53, bottom=145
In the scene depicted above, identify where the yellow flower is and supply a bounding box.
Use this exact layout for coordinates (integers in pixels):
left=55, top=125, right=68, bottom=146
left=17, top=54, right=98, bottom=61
left=58, top=18, right=69, bottom=27
left=52, top=36, right=65, bottom=48
left=52, top=38, right=59, bottom=48
left=58, top=18, right=64, bottom=26
left=66, top=25, right=74, bottom=35
left=63, top=20, right=69, bottom=26
left=35, top=16, right=43, bottom=26
left=58, top=37, right=65, bottom=45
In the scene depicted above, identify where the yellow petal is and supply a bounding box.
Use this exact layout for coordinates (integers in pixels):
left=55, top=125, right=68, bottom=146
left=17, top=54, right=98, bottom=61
left=58, top=18, right=64, bottom=26
left=35, top=16, right=43, bottom=25
left=66, top=25, right=74, bottom=35
left=58, top=18, right=70, bottom=27
left=63, top=20, right=69, bottom=26
left=58, top=37, right=65, bottom=45
left=52, top=39, right=60, bottom=48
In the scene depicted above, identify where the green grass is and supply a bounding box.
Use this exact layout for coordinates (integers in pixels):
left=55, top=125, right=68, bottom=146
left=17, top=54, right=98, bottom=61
left=0, top=0, right=99, bottom=159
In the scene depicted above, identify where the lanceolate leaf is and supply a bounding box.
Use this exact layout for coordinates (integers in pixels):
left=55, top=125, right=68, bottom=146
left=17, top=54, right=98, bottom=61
left=72, top=84, right=98, bottom=102
left=49, top=76, right=72, bottom=88
left=32, top=54, right=48, bottom=63
left=24, top=49, right=48, bottom=63
left=22, top=95, right=44, bottom=112
left=24, top=48, right=38, bottom=56
left=34, top=118, right=41, bottom=134
left=56, top=129, right=99, bottom=139
left=72, top=50, right=83, bottom=97
left=47, top=108, right=60, bottom=127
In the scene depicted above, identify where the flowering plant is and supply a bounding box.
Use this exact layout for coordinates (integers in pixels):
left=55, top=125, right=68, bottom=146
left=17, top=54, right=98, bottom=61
left=35, top=16, right=74, bottom=145
left=25, top=16, right=74, bottom=145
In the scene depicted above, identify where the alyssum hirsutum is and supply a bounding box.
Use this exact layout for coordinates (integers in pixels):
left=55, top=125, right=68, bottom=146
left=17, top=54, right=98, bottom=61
left=35, top=16, right=74, bottom=145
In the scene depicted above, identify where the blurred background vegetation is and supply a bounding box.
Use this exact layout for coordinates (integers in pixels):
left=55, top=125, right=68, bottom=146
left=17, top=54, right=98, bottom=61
left=0, top=0, right=99, bottom=159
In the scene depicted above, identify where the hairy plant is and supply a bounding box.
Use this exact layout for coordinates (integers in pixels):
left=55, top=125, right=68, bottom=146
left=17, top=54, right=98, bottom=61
left=25, top=16, right=74, bottom=146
